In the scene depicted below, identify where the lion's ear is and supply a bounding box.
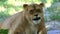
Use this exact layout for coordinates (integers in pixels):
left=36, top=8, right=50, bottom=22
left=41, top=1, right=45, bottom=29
left=23, top=4, right=28, bottom=8
left=23, top=4, right=28, bottom=11
left=39, top=3, right=44, bottom=8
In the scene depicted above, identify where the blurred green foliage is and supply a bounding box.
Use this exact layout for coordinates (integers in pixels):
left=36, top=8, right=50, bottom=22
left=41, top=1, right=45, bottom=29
left=0, top=29, right=9, bottom=34
left=0, top=0, right=60, bottom=22
left=48, top=3, right=60, bottom=20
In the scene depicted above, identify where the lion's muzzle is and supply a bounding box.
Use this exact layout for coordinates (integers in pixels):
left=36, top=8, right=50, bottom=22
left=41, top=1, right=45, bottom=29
left=32, top=14, right=41, bottom=24
left=33, top=14, right=41, bottom=21
left=33, top=17, right=40, bottom=21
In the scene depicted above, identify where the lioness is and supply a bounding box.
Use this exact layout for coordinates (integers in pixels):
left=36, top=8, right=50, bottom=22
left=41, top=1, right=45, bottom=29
left=2, top=3, right=47, bottom=34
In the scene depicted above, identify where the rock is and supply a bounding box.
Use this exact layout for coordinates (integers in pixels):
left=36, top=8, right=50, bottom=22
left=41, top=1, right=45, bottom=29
left=47, top=30, right=60, bottom=34
left=45, top=20, right=60, bottom=31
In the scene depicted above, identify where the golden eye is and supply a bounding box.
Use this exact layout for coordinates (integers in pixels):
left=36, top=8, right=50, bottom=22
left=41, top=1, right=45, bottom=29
left=29, top=10, right=34, bottom=14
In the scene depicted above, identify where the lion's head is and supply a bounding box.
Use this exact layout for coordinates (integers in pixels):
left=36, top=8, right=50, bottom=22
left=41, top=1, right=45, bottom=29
left=23, top=3, right=44, bottom=24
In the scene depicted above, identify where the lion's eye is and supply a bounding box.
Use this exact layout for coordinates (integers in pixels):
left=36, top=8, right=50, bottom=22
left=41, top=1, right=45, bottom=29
left=29, top=10, right=34, bottom=14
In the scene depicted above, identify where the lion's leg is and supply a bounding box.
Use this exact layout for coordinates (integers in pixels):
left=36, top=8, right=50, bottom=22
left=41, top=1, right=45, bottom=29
left=39, top=28, right=47, bottom=34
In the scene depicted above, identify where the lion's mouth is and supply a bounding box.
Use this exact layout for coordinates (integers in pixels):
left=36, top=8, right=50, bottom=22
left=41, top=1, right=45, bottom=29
left=32, top=17, right=41, bottom=24
left=33, top=17, right=40, bottom=21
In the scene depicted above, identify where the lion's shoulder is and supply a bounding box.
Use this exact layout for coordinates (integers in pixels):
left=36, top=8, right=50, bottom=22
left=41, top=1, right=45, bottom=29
left=2, top=11, right=24, bottom=29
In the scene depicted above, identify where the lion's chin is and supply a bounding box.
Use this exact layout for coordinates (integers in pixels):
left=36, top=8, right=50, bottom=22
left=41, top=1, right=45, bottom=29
left=32, top=20, right=41, bottom=24
left=31, top=17, right=41, bottom=24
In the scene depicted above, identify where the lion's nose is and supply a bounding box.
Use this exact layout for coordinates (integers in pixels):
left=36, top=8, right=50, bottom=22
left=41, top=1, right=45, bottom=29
left=34, top=14, right=38, bottom=16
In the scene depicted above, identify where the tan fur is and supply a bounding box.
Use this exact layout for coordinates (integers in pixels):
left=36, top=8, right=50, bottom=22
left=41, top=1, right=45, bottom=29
left=1, top=3, right=47, bottom=34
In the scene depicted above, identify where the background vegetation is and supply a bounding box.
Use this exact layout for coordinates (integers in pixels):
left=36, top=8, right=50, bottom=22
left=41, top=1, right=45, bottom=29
left=0, top=0, right=60, bottom=22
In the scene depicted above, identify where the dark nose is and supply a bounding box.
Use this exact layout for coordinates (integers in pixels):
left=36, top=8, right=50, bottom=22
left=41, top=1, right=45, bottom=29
left=34, top=14, right=38, bottom=16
